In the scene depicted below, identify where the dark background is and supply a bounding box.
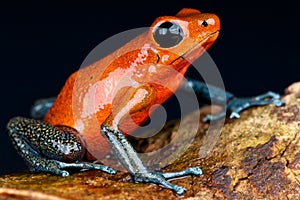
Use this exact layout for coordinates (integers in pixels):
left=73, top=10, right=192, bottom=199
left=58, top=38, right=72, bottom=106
left=0, top=1, right=299, bottom=175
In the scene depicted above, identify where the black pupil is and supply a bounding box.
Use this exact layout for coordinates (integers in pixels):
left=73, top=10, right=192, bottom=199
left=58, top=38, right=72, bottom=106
left=202, top=21, right=208, bottom=27
left=153, top=22, right=184, bottom=48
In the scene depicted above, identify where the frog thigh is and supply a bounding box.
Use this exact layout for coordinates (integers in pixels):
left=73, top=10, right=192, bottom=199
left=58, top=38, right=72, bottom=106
left=6, top=117, right=116, bottom=176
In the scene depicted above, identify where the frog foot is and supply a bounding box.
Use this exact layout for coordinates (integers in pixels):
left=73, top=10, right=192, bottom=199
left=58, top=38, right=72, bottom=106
left=203, top=91, right=284, bottom=122
left=29, top=159, right=117, bottom=177
left=131, top=167, right=202, bottom=195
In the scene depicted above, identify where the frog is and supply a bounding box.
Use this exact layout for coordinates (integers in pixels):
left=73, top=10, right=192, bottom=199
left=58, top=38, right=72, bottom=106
left=6, top=8, right=284, bottom=195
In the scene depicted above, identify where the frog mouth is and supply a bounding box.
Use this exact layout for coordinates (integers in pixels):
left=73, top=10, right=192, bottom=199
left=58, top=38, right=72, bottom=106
left=170, top=30, right=220, bottom=70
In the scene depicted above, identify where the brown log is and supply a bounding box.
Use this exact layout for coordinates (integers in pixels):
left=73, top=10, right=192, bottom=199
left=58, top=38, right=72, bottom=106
left=1, top=82, right=300, bottom=200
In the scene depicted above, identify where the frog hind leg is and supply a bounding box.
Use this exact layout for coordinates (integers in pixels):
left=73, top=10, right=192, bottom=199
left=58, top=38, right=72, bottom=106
left=181, top=78, right=284, bottom=122
left=100, top=125, right=202, bottom=195
left=7, top=117, right=116, bottom=176
left=203, top=91, right=284, bottom=122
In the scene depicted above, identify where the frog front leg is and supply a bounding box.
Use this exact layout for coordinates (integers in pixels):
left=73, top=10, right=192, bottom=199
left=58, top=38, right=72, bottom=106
left=7, top=117, right=116, bottom=176
left=30, top=97, right=55, bottom=119
left=181, top=78, right=284, bottom=121
left=100, top=124, right=201, bottom=195
left=99, top=85, right=202, bottom=195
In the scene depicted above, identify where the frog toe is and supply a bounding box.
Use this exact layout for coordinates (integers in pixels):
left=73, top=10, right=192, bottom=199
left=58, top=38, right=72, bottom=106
left=185, top=166, right=202, bottom=176
left=60, top=170, right=70, bottom=177
left=202, top=109, right=226, bottom=122
left=229, top=111, right=240, bottom=119
left=174, top=186, right=186, bottom=195
left=132, top=172, right=187, bottom=195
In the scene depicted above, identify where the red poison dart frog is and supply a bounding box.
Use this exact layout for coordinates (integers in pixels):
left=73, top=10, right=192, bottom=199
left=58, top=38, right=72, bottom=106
left=7, top=8, right=284, bottom=195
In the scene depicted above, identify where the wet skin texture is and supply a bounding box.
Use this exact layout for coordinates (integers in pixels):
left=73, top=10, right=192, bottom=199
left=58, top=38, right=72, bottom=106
left=6, top=8, right=283, bottom=195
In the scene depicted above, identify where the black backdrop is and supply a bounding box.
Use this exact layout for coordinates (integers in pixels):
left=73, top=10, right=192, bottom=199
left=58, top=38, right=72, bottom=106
left=0, top=1, right=299, bottom=175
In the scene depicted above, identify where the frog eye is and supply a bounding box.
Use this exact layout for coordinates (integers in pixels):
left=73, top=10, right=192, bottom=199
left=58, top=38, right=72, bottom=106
left=153, top=21, right=184, bottom=48
left=198, top=18, right=215, bottom=27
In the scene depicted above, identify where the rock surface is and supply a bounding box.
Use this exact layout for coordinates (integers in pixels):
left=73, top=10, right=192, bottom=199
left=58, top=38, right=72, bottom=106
left=1, top=82, right=300, bottom=200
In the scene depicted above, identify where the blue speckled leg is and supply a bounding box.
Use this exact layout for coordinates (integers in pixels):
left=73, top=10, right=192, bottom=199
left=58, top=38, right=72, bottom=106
left=100, top=125, right=202, bottom=195
left=7, top=117, right=116, bottom=176
left=181, top=78, right=284, bottom=122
